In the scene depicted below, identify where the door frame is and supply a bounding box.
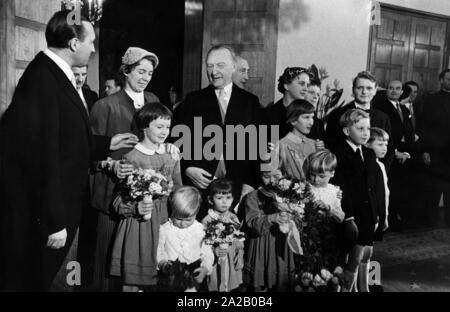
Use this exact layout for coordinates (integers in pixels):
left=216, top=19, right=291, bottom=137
left=367, top=3, right=450, bottom=77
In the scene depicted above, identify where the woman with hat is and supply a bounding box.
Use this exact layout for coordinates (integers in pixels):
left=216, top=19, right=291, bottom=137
left=87, top=47, right=161, bottom=291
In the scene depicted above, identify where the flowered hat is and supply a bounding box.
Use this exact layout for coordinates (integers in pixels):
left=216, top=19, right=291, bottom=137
left=122, top=47, right=159, bottom=69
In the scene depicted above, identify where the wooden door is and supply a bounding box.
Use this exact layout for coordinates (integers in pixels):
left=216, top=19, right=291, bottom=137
left=409, top=16, right=447, bottom=92
left=201, top=0, right=280, bottom=106
left=368, top=6, right=449, bottom=93
left=369, top=11, right=411, bottom=88
left=0, top=0, right=60, bottom=116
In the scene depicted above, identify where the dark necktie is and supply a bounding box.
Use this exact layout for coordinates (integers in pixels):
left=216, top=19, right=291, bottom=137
left=396, top=102, right=404, bottom=123
left=355, top=147, right=364, bottom=164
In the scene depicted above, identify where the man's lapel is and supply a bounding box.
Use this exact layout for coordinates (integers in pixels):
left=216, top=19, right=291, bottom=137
left=206, top=85, right=224, bottom=125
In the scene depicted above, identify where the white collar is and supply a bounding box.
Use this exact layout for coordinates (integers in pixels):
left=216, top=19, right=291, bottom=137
left=388, top=99, right=398, bottom=107
left=124, top=88, right=145, bottom=108
left=44, top=49, right=75, bottom=86
left=134, top=142, right=165, bottom=155
left=206, top=209, right=239, bottom=225
left=215, top=83, right=233, bottom=99
left=354, top=102, right=370, bottom=110
left=346, top=139, right=361, bottom=153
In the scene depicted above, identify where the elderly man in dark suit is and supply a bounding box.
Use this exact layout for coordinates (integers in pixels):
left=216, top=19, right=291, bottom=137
left=172, top=45, right=265, bottom=218
left=418, top=69, right=450, bottom=228
left=325, top=71, right=394, bottom=170
left=0, top=11, right=137, bottom=291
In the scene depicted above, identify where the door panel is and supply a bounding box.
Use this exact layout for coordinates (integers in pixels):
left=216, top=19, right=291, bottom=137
left=202, top=0, right=279, bottom=106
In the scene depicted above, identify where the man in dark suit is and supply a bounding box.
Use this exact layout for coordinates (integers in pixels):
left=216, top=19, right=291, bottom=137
left=418, top=69, right=450, bottom=227
left=0, top=11, right=137, bottom=291
left=172, top=45, right=265, bottom=218
left=373, top=80, right=415, bottom=230
left=72, top=65, right=98, bottom=112
left=325, top=71, right=394, bottom=169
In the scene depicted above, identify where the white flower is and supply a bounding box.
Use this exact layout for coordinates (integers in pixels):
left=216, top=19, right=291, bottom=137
left=278, top=179, right=291, bottom=191
left=312, top=274, right=326, bottom=287
left=320, top=269, right=333, bottom=282
left=334, top=266, right=343, bottom=275
left=149, top=182, right=162, bottom=194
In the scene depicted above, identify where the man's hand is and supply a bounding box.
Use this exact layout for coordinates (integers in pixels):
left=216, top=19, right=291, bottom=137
left=193, top=266, right=208, bottom=283
left=185, top=167, right=213, bottom=189
left=395, top=151, right=410, bottom=164
left=422, top=152, right=431, bottom=166
left=47, top=228, right=67, bottom=249
left=110, top=133, right=138, bottom=151
left=315, top=139, right=325, bottom=150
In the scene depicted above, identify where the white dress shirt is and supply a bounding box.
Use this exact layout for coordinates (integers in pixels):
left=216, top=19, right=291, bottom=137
left=215, top=82, right=233, bottom=114
left=77, top=88, right=89, bottom=112
left=43, top=49, right=76, bottom=88
left=376, top=159, right=389, bottom=221
left=157, top=219, right=214, bottom=274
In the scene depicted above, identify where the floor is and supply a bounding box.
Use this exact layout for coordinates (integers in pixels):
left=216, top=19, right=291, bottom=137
left=373, top=226, right=450, bottom=292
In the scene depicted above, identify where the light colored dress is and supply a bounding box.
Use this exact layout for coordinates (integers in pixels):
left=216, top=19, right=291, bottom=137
left=109, top=143, right=181, bottom=286
left=276, top=132, right=316, bottom=180
left=201, top=209, right=244, bottom=292
left=309, top=183, right=345, bottom=222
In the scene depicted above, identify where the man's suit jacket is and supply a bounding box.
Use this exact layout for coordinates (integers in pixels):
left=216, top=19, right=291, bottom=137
left=374, top=98, right=415, bottom=152
left=82, top=86, right=99, bottom=112
left=0, top=52, right=110, bottom=291
left=418, top=90, right=450, bottom=179
left=331, top=143, right=383, bottom=226
left=172, top=84, right=265, bottom=190
left=324, top=101, right=394, bottom=170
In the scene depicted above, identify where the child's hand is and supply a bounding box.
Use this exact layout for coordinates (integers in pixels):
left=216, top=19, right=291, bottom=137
left=337, top=189, right=343, bottom=200
left=137, top=199, right=154, bottom=216
left=315, top=139, right=325, bottom=150
left=115, top=160, right=134, bottom=179
left=193, top=266, right=208, bottom=283
left=214, top=246, right=228, bottom=258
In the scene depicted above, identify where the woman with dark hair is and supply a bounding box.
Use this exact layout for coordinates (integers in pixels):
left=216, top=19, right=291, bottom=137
left=88, top=47, right=161, bottom=291
left=265, top=67, right=313, bottom=141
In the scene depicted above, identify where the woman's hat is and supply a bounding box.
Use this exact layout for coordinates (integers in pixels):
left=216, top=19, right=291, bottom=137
left=122, top=47, right=159, bottom=69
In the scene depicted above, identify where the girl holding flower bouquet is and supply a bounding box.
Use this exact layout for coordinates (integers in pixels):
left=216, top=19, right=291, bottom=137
left=241, top=167, right=296, bottom=291
left=109, top=103, right=182, bottom=291
left=201, top=179, right=245, bottom=292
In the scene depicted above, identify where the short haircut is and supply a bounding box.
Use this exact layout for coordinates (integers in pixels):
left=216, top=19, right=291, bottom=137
left=404, top=80, right=419, bottom=89
left=303, top=149, right=337, bottom=180
left=169, top=186, right=202, bottom=219
left=45, top=10, right=90, bottom=49
left=277, top=67, right=313, bottom=94
left=286, top=99, right=315, bottom=124
left=439, top=69, right=450, bottom=80
left=339, top=108, right=370, bottom=128
left=206, top=44, right=237, bottom=63
left=352, top=71, right=377, bottom=89
left=134, top=102, right=173, bottom=130
left=368, top=127, right=389, bottom=144
left=207, top=178, right=234, bottom=198
left=398, top=84, right=412, bottom=102
left=106, top=72, right=124, bottom=88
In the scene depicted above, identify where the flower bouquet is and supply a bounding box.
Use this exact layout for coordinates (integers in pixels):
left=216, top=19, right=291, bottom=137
left=122, top=168, right=173, bottom=220
left=293, top=193, right=344, bottom=291
left=204, top=220, right=245, bottom=291
left=269, top=178, right=312, bottom=254
left=295, top=266, right=344, bottom=292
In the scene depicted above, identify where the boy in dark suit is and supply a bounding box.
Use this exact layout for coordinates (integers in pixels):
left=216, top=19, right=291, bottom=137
left=331, top=109, right=383, bottom=292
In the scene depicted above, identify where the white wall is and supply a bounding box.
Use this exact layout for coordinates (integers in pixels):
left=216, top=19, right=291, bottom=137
left=275, top=0, right=450, bottom=103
